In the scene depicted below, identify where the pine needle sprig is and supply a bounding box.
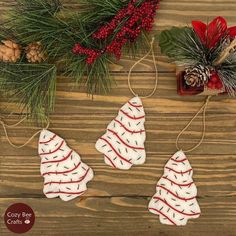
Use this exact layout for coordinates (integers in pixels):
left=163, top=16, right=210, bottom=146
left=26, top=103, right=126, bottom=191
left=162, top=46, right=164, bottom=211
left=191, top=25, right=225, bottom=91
left=0, top=63, right=57, bottom=122
left=218, top=53, right=236, bottom=96
left=159, top=27, right=227, bottom=68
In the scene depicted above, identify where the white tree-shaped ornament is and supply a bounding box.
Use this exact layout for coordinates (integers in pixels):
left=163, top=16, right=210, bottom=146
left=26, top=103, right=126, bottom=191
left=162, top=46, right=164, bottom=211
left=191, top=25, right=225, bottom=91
left=95, top=97, right=146, bottom=170
left=38, top=130, right=94, bottom=201
left=148, top=150, right=201, bottom=226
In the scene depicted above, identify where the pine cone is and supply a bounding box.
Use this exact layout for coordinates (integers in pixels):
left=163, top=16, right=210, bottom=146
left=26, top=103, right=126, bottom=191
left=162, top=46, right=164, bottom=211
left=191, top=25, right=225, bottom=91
left=0, top=40, right=21, bottom=63
left=25, top=42, right=46, bottom=63
left=184, top=65, right=211, bottom=87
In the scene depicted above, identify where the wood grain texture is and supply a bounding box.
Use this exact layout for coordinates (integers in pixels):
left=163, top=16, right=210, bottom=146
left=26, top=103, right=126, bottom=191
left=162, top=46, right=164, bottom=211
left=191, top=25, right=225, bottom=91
left=1, top=0, right=236, bottom=235
left=1, top=197, right=236, bottom=236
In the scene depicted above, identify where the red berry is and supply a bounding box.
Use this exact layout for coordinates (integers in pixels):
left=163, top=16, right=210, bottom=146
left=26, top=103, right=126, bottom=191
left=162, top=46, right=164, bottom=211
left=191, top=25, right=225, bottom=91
left=210, top=74, right=219, bottom=83
left=216, top=81, right=223, bottom=89
left=207, top=81, right=215, bottom=89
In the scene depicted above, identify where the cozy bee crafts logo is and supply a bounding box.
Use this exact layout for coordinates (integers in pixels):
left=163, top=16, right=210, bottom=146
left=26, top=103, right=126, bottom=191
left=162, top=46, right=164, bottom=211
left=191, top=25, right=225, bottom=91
left=4, top=203, right=35, bottom=234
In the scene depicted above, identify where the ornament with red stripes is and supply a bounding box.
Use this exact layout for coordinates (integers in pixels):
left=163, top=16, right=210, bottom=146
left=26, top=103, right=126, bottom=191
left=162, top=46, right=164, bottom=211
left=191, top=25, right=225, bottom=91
left=38, top=130, right=94, bottom=201
left=95, top=97, right=146, bottom=170
left=148, top=150, right=201, bottom=226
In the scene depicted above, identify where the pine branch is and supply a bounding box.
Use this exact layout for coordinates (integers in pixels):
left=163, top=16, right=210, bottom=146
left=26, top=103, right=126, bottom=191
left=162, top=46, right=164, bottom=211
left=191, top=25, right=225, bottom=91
left=2, top=0, right=157, bottom=97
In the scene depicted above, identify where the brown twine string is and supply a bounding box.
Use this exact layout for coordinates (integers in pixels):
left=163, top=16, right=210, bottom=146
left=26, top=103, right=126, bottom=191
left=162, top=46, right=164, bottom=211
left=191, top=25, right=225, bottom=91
left=0, top=116, right=50, bottom=149
left=128, top=37, right=158, bottom=98
left=175, top=96, right=212, bottom=153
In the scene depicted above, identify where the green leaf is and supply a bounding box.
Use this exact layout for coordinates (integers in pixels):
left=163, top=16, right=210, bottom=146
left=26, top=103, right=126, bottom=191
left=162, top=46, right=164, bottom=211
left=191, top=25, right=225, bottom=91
left=159, top=27, right=192, bottom=58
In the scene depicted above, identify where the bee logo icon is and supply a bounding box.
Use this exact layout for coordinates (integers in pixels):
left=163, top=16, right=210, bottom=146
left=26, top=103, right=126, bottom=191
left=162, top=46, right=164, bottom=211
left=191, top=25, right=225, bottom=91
left=24, top=219, right=30, bottom=224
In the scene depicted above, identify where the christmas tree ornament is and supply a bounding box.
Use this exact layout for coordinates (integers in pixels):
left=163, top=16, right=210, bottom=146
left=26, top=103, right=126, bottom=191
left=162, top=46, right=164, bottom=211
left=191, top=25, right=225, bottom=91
left=148, top=150, right=201, bottom=226
left=39, top=130, right=94, bottom=201
left=0, top=40, right=21, bottom=63
left=158, top=16, right=236, bottom=96
left=148, top=95, right=211, bottom=226
left=25, top=42, right=46, bottom=63
left=96, top=38, right=158, bottom=170
left=0, top=116, right=94, bottom=201
left=95, top=97, right=146, bottom=170
left=0, top=0, right=160, bottom=122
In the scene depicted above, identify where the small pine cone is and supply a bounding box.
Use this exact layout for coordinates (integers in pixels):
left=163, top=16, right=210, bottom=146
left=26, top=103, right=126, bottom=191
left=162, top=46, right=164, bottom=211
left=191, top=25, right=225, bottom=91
left=25, top=42, right=46, bottom=63
left=184, top=65, right=211, bottom=87
left=0, top=40, right=21, bottom=63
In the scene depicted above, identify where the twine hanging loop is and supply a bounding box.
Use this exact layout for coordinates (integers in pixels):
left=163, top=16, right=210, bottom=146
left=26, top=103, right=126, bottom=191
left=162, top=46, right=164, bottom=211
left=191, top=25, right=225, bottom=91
left=127, top=37, right=159, bottom=98
left=175, top=96, right=212, bottom=153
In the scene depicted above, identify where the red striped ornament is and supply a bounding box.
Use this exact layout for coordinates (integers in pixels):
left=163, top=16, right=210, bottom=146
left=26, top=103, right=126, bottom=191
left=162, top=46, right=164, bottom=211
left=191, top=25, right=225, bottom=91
left=148, top=150, right=201, bottom=226
left=95, top=97, right=146, bottom=170
left=38, top=130, right=94, bottom=201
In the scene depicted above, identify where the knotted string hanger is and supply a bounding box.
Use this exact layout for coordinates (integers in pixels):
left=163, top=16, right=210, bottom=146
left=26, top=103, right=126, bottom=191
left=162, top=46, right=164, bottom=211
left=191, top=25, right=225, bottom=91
left=175, top=96, right=212, bottom=153
left=0, top=115, right=50, bottom=149
left=128, top=37, right=158, bottom=98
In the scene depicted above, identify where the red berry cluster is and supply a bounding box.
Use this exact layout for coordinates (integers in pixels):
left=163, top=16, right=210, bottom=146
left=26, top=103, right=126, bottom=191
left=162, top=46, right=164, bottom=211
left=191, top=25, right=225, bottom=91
left=93, top=0, right=158, bottom=40
left=72, top=44, right=101, bottom=64
left=207, top=71, right=224, bottom=90
left=92, top=7, right=128, bottom=40
left=72, top=0, right=159, bottom=64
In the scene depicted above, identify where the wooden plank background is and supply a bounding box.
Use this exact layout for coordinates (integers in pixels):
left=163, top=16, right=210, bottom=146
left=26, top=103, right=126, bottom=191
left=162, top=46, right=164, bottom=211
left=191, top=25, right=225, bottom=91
left=1, top=0, right=236, bottom=235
